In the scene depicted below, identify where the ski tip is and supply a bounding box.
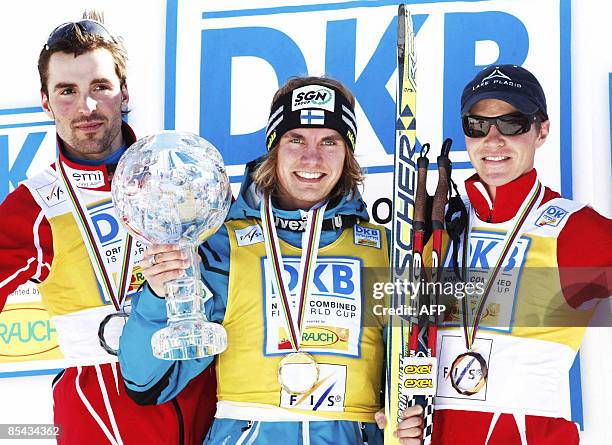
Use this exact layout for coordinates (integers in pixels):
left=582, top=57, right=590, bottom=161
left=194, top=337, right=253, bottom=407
left=397, top=6, right=406, bottom=46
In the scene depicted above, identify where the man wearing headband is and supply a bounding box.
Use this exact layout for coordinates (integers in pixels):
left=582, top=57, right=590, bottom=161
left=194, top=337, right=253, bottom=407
left=395, top=65, right=611, bottom=444
left=0, top=12, right=215, bottom=445
left=120, top=76, right=391, bottom=443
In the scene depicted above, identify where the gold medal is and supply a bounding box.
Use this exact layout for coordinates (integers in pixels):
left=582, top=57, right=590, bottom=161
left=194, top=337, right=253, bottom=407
left=449, top=351, right=488, bottom=396
left=278, top=352, right=320, bottom=394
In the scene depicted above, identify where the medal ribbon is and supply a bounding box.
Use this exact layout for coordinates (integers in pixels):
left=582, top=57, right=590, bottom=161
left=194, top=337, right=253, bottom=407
left=57, top=159, right=134, bottom=311
left=462, top=180, right=543, bottom=350
left=260, top=195, right=326, bottom=351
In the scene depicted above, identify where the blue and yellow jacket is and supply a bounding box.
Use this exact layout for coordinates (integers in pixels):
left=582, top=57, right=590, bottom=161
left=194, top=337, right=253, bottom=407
left=119, top=164, right=389, bottom=426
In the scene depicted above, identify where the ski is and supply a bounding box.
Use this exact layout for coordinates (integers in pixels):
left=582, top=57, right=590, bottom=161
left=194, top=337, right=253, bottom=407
left=384, top=4, right=419, bottom=444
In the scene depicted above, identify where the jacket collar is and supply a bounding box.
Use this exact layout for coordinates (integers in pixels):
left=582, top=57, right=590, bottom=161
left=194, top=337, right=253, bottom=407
left=465, top=169, right=537, bottom=223
left=55, top=122, right=136, bottom=191
left=229, top=158, right=370, bottom=223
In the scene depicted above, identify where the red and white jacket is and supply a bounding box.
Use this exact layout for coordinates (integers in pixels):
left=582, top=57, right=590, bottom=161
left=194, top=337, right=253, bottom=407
left=0, top=123, right=216, bottom=445
left=432, top=169, right=612, bottom=445
left=0, top=123, right=143, bottom=365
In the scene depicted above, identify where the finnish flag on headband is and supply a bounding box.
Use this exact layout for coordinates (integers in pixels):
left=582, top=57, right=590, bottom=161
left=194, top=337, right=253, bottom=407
left=300, top=109, right=325, bottom=125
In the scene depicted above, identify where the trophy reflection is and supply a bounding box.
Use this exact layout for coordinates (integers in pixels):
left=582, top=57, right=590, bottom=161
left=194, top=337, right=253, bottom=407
left=112, top=131, right=232, bottom=360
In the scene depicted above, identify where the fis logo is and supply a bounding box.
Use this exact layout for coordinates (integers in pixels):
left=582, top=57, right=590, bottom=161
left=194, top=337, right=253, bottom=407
left=354, top=225, right=381, bottom=248
left=235, top=224, right=264, bottom=246
left=281, top=363, right=347, bottom=412
left=535, top=205, right=568, bottom=227
left=36, top=181, right=66, bottom=208
left=292, top=85, right=335, bottom=112
left=46, top=185, right=63, bottom=202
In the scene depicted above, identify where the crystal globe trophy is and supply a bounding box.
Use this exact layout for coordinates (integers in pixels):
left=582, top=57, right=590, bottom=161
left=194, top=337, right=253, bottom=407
left=112, top=131, right=232, bottom=360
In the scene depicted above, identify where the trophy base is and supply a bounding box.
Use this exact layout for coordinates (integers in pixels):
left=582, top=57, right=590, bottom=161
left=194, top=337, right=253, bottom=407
left=151, top=319, right=228, bottom=360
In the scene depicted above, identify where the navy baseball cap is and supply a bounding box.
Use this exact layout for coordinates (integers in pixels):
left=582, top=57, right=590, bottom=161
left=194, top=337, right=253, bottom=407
left=461, top=64, right=548, bottom=120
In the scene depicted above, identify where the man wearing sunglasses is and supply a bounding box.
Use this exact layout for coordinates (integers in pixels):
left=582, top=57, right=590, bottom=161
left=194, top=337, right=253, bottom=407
left=394, top=65, right=611, bottom=444
left=460, top=66, right=551, bottom=204
left=0, top=12, right=215, bottom=445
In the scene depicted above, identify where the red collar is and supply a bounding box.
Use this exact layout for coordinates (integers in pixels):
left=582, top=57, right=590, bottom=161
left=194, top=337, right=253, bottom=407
left=465, top=169, right=538, bottom=223
left=54, top=122, right=136, bottom=191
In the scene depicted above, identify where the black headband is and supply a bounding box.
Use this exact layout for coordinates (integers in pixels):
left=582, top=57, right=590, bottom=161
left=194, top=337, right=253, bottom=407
left=265, top=84, right=357, bottom=151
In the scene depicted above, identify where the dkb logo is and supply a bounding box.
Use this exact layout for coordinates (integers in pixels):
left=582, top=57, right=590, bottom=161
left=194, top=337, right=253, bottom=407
left=267, top=257, right=360, bottom=298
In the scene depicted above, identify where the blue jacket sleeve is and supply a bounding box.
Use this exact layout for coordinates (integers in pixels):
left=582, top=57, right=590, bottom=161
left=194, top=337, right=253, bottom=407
left=119, top=225, right=231, bottom=405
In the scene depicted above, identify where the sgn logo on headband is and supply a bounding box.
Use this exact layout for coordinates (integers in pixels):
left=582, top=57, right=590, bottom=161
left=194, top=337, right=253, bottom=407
left=292, top=85, right=335, bottom=112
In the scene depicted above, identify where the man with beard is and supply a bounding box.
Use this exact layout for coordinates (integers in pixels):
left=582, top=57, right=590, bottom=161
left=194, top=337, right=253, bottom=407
left=0, top=12, right=215, bottom=445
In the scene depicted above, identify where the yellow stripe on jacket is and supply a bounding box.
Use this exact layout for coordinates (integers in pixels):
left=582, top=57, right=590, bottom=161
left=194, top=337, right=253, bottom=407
left=218, top=218, right=389, bottom=422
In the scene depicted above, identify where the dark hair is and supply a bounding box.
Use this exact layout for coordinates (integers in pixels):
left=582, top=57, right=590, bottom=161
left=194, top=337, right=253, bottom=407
left=38, top=10, right=128, bottom=96
left=253, top=76, right=363, bottom=200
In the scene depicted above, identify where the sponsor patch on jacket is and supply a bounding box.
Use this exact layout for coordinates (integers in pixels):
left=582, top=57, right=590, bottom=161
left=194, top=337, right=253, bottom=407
left=35, top=180, right=66, bottom=208
left=235, top=224, right=264, bottom=246
left=441, top=229, right=530, bottom=333
left=280, top=363, right=347, bottom=412
left=535, top=205, right=568, bottom=227
left=69, top=169, right=105, bottom=188
left=353, top=225, right=381, bottom=248
left=263, top=256, right=362, bottom=357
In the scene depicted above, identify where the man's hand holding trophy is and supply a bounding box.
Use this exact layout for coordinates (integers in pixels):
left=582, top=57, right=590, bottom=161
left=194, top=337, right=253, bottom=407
left=112, top=131, right=232, bottom=360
